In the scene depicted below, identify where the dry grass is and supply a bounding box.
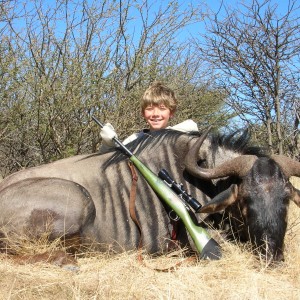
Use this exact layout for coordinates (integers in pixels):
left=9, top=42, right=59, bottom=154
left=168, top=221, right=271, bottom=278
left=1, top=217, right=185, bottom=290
left=0, top=179, right=299, bottom=299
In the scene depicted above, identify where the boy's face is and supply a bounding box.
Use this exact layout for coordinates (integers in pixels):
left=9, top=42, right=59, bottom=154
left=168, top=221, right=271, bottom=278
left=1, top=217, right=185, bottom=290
left=142, top=104, right=174, bottom=131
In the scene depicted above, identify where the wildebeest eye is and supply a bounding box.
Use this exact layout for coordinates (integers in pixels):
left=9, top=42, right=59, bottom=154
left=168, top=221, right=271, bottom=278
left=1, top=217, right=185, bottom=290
left=283, top=183, right=293, bottom=197
left=241, top=195, right=252, bottom=205
left=280, top=190, right=292, bottom=205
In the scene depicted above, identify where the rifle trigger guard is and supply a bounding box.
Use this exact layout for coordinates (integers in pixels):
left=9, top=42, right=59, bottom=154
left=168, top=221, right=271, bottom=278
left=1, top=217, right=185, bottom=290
left=169, top=210, right=180, bottom=222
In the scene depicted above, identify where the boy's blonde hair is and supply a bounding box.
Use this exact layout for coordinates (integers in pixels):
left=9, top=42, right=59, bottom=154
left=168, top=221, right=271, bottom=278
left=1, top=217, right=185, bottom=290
left=141, top=81, right=177, bottom=113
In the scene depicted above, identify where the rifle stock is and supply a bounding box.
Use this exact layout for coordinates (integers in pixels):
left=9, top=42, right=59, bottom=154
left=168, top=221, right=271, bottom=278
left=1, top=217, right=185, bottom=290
left=92, top=116, right=222, bottom=260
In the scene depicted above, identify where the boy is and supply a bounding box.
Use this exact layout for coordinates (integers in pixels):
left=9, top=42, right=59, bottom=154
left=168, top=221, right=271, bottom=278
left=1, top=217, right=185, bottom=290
left=100, top=82, right=198, bottom=151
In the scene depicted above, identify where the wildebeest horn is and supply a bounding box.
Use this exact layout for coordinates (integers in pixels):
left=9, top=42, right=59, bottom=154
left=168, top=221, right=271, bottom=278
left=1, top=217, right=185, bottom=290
left=184, top=127, right=258, bottom=179
left=271, top=155, right=300, bottom=178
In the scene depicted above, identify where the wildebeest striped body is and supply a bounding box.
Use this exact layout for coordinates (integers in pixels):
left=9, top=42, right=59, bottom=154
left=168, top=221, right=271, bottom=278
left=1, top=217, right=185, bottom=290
left=0, top=131, right=205, bottom=254
left=0, top=129, right=299, bottom=261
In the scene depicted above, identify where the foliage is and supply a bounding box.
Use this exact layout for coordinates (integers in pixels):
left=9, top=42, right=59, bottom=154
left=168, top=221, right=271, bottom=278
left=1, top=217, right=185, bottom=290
left=0, top=0, right=229, bottom=176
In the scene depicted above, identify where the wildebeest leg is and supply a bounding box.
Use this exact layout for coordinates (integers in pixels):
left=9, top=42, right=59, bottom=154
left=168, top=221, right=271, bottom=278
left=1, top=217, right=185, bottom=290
left=0, top=178, right=96, bottom=258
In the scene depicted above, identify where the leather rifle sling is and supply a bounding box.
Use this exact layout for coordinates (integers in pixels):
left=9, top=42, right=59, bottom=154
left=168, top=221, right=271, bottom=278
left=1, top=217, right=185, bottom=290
left=128, top=161, right=144, bottom=258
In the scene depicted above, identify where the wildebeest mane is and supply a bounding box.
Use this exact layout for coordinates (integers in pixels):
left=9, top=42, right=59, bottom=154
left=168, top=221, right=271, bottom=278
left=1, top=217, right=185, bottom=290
left=210, top=128, right=268, bottom=157
left=102, top=127, right=268, bottom=169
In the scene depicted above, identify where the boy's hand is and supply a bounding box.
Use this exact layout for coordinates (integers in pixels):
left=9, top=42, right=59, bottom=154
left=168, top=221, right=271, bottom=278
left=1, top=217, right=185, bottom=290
left=100, top=123, right=118, bottom=146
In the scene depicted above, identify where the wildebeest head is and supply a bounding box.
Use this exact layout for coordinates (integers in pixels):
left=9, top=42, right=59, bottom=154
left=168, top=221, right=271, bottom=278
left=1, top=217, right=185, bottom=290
left=185, top=128, right=300, bottom=262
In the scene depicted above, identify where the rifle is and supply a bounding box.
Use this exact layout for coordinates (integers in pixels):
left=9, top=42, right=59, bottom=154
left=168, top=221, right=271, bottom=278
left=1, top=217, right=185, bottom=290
left=92, top=116, right=221, bottom=260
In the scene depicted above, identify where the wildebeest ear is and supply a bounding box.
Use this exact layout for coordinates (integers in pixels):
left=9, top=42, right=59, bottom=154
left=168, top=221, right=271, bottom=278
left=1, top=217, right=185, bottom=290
left=292, top=187, right=300, bottom=207
left=199, top=184, right=238, bottom=213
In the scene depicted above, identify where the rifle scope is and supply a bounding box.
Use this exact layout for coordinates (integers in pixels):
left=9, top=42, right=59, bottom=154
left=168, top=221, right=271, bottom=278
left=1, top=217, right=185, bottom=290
left=158, top=169, right=202, bottom=213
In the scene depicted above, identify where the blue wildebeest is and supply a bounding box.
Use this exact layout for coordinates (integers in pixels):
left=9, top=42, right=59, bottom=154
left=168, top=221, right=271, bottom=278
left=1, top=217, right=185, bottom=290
left=0, top=129, right=299, bottom=262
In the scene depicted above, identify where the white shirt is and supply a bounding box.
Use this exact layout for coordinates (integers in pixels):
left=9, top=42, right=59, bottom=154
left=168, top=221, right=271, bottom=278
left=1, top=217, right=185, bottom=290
left=100, top=119, right=199, bottom=153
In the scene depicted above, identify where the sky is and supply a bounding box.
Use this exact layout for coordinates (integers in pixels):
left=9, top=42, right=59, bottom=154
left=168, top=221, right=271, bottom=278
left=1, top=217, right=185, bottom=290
left=4, top=0, right=295, bottom=40
left=203, top=0, right=293, bottom=15
left=180, top=0, right=295, bottom=38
